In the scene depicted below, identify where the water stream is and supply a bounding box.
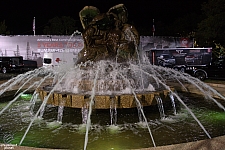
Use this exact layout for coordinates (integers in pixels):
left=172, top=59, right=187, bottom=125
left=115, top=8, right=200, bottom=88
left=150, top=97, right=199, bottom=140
left=0, top=58, right=225, bottom=149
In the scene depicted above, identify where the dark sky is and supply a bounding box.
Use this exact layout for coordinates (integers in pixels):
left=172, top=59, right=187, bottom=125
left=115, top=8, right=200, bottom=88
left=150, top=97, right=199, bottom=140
left=0, top=0, right=207, bottom=35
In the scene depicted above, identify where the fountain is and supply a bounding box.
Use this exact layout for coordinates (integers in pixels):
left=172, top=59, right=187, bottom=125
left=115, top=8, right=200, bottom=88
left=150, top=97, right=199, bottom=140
left=1, top=4, right=225, bottom=150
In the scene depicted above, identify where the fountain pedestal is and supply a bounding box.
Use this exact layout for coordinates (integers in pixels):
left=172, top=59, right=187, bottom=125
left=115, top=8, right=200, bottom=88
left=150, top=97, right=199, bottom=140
left=37, top=88, right=173, bottom=109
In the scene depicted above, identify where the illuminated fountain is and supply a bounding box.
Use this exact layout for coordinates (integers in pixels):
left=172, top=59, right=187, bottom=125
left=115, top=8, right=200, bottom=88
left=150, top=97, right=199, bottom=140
left=0, top=4, right=225, bottom=150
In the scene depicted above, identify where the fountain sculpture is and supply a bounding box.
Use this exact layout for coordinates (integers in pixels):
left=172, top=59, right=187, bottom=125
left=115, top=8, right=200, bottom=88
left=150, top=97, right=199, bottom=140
left=77, top=4, right=139, bottom=63
left=0, top=4, right=225, bottom=150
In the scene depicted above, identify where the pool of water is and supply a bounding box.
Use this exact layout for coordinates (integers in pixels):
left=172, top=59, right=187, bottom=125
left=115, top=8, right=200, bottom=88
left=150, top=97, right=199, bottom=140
left=0, top=92, right=225, bottom=150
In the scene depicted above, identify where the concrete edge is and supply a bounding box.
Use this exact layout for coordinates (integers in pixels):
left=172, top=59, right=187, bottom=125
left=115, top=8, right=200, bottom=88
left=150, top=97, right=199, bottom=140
left=1, top=135, right=225, bottom=150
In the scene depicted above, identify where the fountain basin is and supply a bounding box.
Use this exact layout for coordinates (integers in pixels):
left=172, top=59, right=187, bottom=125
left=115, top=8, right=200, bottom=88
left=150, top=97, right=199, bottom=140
left=37, top=88, right=174, bottom=109
left=1, top=77, right=225, bottom=150
left=1, top=91, right=225, bottom=149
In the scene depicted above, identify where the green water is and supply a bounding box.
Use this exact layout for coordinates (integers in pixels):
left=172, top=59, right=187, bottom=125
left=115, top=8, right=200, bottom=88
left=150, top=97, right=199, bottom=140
left=0, top=93, right=225, bottom=150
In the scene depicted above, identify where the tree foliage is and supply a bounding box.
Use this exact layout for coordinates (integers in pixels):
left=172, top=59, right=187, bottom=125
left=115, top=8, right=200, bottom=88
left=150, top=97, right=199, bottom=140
left=196, top=0, right=225, bottom=47
left=43, top=16, right=76, bottom=35
left=167, top=13, right=203, bottom=38
left=213, top=43, right=225, bottom=58
left=0, top=20, right=10, bottom=35
left=137, top=13, right=202, bottom=37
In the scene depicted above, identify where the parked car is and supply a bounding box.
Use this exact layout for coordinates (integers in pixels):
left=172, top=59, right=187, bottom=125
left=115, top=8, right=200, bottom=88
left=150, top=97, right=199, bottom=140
left=185, top=57, right=225, bottom=80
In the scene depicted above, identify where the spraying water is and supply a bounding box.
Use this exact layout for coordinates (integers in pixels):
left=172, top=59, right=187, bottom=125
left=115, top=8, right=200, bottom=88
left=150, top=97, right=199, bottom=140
left=169, top=93, right=177, bottom=115
left=155, top=95, right=166, bottom=119
left=1, top=56, right=225, bottom=149
left=84, top=64, right=100, bottom=150
left=0, top=6, right=225, bottom=148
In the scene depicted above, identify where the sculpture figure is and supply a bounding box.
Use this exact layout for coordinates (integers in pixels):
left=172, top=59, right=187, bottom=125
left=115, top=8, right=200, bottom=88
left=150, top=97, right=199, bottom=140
left=77, top=4, right=140, bottom=64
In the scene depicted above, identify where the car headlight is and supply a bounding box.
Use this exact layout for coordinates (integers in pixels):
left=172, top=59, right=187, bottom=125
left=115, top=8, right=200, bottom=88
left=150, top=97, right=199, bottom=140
left=186, top=67, right=196, bottom=70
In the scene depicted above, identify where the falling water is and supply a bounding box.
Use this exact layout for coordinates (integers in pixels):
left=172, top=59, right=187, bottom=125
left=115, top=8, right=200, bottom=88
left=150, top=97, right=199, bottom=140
left=155, top=95, right=166, bottom=119
left=0, top=69, right=41, bottom=96
left=84, top=64, right=100, bottom=150
left=29, top=92, right=39, bottom=116
left=169, top=93, right=177, bottom=115
left=1, top=42, right=225, bottom=149
left=136, top=104, right=144, bottom=122
left=132, top=90, right=156, bottom=147
left=38, top=102, right=45, bottom=118
left=82, top=106, right=89, bottom=124
left=57, top=106, right=64, bottom=123
left=110, top=97, right=117, bottom=125
left=19, top=71, right=68, bottom=145
left=173, top=92, right=212, bottom=139
left=117, top=69, right=156, bottom=147
left=133, top=64, right=213, bottom=139
left=0, top=81, right=38, bottom=115
left=124, top=28, right=145, bottom=90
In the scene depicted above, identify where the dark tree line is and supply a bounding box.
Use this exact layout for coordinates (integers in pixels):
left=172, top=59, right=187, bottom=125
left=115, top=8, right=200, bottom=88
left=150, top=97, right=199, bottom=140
left=0, top=20, right=10, bottom=35
left=0, top=0, right=224, bottom=56
left=196, top=0, right=225, bottom=48
left=43, top=16, right=78, bottom=35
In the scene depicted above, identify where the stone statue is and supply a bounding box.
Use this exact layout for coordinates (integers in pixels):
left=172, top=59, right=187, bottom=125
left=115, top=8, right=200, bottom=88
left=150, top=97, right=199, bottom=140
left=77, top=4, right=140, bottom=64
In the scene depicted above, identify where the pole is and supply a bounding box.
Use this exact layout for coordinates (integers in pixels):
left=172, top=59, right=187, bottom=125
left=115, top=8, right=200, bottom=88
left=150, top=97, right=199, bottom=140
left=33, top=17, right=35, bottom=36
left=152, top=19, right=155, bottom=37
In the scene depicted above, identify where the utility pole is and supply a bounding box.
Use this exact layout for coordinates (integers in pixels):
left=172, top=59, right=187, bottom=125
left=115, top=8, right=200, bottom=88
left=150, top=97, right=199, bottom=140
left=152, top=19, right=155, bottom=37
left=33, top=17, right=35, bottom=36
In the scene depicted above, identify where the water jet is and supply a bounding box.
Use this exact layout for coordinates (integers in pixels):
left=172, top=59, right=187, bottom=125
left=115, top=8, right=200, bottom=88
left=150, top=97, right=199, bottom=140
left=0, top=4, right=225, bottom=150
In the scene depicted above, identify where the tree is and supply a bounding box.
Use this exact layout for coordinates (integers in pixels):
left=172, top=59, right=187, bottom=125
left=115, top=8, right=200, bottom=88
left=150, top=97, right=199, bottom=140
left=0, top=20, right=10, bottom=35
left=212, top=43, right=225, bottom=58
left=43, top=16, right=76, bottom=35
left=196, top=0, right=225, bottom=47
left=166, top=13, right=203, bottom=38
left=137, top=13, right=202, bottom=37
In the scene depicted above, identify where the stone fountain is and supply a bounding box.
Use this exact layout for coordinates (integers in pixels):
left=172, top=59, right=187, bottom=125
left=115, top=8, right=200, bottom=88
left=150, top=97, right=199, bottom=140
left=0, top=4, right=225, bottom=150
left=37, top=4, right=172, bottom=110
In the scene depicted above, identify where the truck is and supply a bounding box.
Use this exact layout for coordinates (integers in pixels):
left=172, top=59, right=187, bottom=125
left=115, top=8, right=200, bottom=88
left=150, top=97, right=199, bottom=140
left=0, top=56, right=24, bottom=73
left=22, top=60, right=38, bottom=72
left=146, top=48, right=213, bottom=73
left=43, top=52, right=78, bottom=68
left=185, top=57, right=225, bottom=81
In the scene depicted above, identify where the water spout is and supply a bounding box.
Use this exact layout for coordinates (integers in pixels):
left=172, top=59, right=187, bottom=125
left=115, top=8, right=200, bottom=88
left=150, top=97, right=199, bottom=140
left=110, top=97, right=117, bottom=125
left=169, top=93, right=177, bottom=115
left=57, top=106, right=64, bottom=123
left=19, top=72, right=67, bottom=145
left=155, top=95, right=166, bottom=119
left=84, top=64, right=100, bottom=150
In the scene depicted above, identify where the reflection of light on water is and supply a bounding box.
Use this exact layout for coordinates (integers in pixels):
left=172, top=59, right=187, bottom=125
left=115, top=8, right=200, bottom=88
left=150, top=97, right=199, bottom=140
left=20, top=94, right=33, bottom=101
left=193, top=109, right=225, bottom=124
left=78, top=124, right=87, bottom=134
left=160, top=117, right=177, bottom=123
left=168, top=112, right=189, bottom=121
left=47, top=121, right=62, bottom=129
left=107, top=125, right=120, bottom=134
left=136, top=121, right=148, bottom=128
left=209, top=112, right=225, bottom=121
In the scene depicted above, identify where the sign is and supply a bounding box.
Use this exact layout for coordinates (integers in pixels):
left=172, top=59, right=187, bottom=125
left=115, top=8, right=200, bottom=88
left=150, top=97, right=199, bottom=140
left=37, top=38, right=84, bottom=54
left=0, top=35, right=84, bottom=67
left=55, top=58, right=61, bottom=63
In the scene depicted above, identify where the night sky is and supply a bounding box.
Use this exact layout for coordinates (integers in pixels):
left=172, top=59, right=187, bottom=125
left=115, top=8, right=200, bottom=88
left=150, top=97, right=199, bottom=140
left=0, top=0, right=207, bottom=35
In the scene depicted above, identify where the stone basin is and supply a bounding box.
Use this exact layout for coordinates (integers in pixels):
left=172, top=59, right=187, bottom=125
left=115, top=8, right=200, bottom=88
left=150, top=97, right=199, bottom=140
left=37, top=88, right=174, bottom=109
